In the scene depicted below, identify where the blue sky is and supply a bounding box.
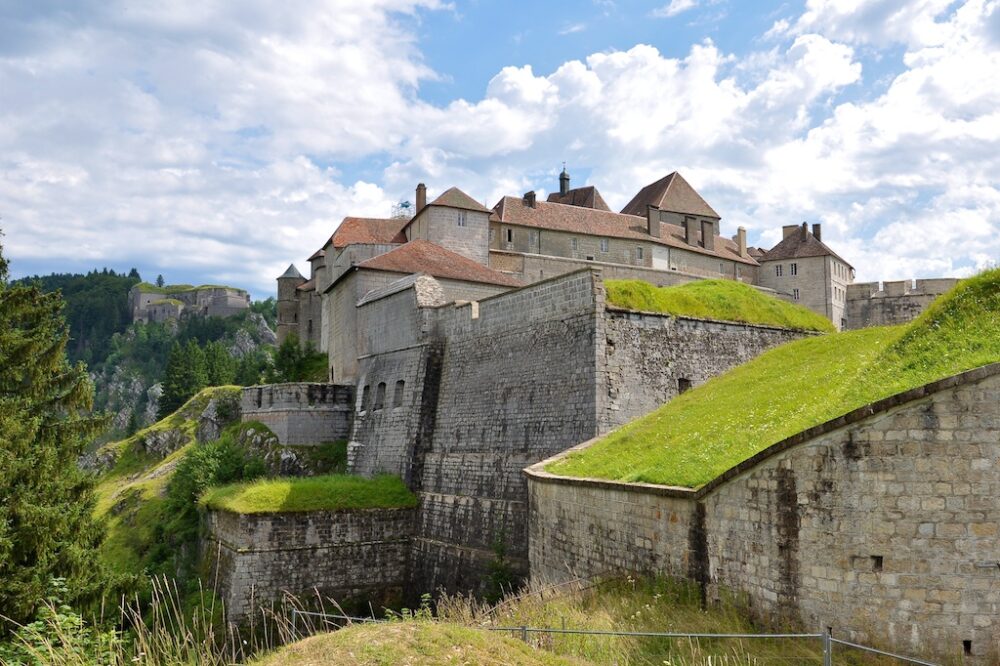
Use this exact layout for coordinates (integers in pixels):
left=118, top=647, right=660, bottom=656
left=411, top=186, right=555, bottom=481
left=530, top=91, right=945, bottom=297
left=1, top=0, right=998, bottom=298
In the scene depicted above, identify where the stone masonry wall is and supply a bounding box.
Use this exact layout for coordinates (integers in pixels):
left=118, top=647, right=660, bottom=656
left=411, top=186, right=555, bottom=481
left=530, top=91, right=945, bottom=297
left=409, top=269, right=604, bottom=594
left=203, top=506, right=415, bottom=622
left=240, top=383, right=352, bottom=445
left=602, top=310, right=811, bottom=429
left=845, top=278, right=958, bottom=330
left=526, top=364, right=1000, bottom=663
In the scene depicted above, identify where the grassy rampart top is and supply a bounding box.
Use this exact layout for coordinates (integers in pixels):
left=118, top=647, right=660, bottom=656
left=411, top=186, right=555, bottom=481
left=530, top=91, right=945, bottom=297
left=200, top=474, right=418, bottom=513
left=550, top=269, right=1000, bottom=488
left=604, top=279, right=835, bottom=332
left=134, top=282, right=242, bottom=295
left=252, top=622, right=589, bottom=666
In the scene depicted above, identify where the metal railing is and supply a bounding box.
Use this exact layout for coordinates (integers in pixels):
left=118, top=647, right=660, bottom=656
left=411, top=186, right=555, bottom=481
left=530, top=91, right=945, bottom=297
left=287, top=609, right=939, bottom=665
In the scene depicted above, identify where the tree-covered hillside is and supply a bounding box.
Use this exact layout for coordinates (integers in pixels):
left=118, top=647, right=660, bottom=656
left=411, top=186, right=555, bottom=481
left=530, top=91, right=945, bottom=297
left=12, top=268, right=141, bottom=368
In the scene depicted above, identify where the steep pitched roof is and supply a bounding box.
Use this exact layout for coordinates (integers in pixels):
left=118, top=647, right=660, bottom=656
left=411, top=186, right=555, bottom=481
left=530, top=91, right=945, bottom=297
left=492, top=197, right=757, bottom=266
left=620, top=172, right=720, bottom=219
left=307, top=248, right=326, bottom=261
left=279, top=264, right=304, bottom=280
left=760, top=225, right=852, bottom=268
left=428, top=187, right=492, bottom=213
left=355, top=240, right=523, bottom=287
left=546, top=186, right=611, bottom=211
left=296, top=278, right=316, bottom=292
left=329, top=217, right=408, bottom=249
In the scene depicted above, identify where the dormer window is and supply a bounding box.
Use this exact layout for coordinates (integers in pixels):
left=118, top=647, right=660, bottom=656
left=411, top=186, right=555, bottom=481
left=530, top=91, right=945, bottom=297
left=457, top=211, right=467, bottom=227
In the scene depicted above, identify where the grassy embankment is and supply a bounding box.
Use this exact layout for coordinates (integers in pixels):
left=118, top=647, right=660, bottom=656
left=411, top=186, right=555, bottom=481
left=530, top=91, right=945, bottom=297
left=604, top=278, right=835, bottom=332
left=201, top=474, right=417, bottom=514
left=133, top=282, right=238, bottom=294
left=551, top=269, right=999, bottom=488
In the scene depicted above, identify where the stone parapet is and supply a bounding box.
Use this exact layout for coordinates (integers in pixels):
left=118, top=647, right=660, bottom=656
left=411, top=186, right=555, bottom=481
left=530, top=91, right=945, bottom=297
left=240, top=383, right=353, bottom=445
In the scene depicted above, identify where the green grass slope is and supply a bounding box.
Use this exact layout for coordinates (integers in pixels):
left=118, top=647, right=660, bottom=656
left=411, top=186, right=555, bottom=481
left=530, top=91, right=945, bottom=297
left=201, top=474, right=418, bottom=513
left=605, top=278, right=835, bottom=332
left=252, top=622, right=591, bottom=666
left=550, top=269, right=999, bottom=488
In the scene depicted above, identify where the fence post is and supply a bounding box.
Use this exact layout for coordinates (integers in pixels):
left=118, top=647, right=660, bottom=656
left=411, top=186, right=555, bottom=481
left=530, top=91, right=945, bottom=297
left=822, top=632, right=832, bottom=666
left=521, top=625, right=528, bottom=643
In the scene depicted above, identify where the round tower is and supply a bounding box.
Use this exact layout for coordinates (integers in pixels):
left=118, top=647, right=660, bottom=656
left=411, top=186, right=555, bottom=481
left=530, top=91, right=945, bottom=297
left=276, top=264, right=305, bottom=346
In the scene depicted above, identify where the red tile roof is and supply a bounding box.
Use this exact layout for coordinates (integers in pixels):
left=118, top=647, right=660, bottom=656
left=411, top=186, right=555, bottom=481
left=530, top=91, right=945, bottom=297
left=761, top=225, right=852, bottom=268
left=546, top=186, right=611, bottom=211
left=296, top=279, right=316, bottom=292
left=620, top=172, right=720, bottom=219
left=329, top=217, right=408, bottom=249
left=355, top=240, right=523, bottom=287
left=493, top=197, right=757, bottom=266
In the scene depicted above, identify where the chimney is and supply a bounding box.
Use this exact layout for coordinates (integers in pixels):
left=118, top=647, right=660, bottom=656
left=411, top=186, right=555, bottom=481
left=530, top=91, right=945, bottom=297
left=646, top=205, right=660, bottom=238
left=782, top=224, right=799, bottom=239
left=800, top=221, right=808, bottom=241
left=416, top=183, right=427, bottom=212
left=736, top=226, right=747, bottom=257
left=559, top=166, right=570, bottom=196
left=812, top=223, right=822, bottom=242
left=684, top=216, right=698, bottom=245
left=523, top=190, right=536, bottom=208
left=701, top=220, right=715, bottom=251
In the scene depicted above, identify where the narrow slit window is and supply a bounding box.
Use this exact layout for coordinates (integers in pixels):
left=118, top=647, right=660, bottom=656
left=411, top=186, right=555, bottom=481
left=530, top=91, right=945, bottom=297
left=361, top=385, right=370, bottom=412
left=393, top=380, right=405, bottom=407
left=457, top=210, right=467, bottom=227
left=374, top=382, right=386, bottom=411
left=505, top=228, right=513, bottom=243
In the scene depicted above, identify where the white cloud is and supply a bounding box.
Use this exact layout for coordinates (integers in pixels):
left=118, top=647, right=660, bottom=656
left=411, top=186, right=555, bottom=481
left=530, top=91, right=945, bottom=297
left=559, top=22, right=587, bottom=35
left=1, top=0, right=997, bottom=296
left=652, top=0, right=699, bottom=19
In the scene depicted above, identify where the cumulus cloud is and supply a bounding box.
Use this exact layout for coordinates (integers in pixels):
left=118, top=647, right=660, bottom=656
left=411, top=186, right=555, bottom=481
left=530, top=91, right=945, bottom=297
left=1, top=0, right=996, bottom=294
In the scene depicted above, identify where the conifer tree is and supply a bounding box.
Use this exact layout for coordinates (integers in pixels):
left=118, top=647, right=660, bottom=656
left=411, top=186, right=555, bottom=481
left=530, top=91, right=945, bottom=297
left=204, top=340, right=235, bottom=386
left=158, top=340, right=210, bottom=417
left=0, top=236, right=108, bottom=631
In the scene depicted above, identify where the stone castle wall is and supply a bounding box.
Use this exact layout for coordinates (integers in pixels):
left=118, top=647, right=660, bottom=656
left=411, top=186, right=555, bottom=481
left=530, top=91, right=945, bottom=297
left=203, top=506, right=415, bottom=622
left=601, top=309, right=811, bottom=429
left=845, top=278, right=958, bottom=330
left=526, top=364, right=1000, bottom=663
left=240, top=383, right=353, bottom=445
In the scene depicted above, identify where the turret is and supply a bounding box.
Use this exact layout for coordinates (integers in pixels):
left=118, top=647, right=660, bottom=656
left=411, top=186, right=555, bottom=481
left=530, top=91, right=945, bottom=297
left=559, top=166, right=570, bottom=196
left=276, top=264, right=306, bottom=345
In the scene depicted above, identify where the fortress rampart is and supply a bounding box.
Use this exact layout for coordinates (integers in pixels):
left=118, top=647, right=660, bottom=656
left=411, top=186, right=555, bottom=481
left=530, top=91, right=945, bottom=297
left=240, top=383, right=352, bottom=445
left=845, top=278, right=959, bottom=329
left=203, top=506, right=414, bottom=621
left=526, top=363, right=1000, bottom=663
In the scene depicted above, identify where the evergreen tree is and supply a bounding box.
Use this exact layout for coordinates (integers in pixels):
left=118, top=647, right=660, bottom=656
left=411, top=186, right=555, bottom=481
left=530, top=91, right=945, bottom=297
left=0, top=236, right=108, bottom=631
left=204, top=340, right=235, bottom=386
left=127, top=268, right=140, bottom=280
left=155, top=274, right=165, bottom=288
left=158, top=340, right=209, bottom=417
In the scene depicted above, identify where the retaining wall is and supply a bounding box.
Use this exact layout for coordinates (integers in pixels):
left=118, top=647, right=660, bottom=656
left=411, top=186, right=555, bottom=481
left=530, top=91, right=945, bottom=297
left=203, top=506, right=415, bottom=623
left=526, top=364, right=1000, bottom=664
left=240, top=383, right=352, bottom=445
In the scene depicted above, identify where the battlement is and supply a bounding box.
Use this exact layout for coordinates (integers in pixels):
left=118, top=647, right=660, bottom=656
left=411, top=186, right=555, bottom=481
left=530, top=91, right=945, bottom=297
left=844, top=278, right=959, bottom=329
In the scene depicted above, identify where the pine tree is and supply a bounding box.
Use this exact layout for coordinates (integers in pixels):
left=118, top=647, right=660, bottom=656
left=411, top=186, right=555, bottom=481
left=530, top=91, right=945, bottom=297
left=0, top=236, right=108, bottom=631
left=155, top=274, right=165, bottom=288
left=158, top=340, right=210, bottom=418
left=204, top=341, right=235, bottom=386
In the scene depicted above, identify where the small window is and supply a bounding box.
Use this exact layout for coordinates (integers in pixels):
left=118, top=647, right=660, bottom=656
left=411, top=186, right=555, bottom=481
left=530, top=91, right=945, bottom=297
left=600, top=238, right=609, bottom=253
left=457, top=210, right=467, bottom=227
left=586, top=255, right=595, bottom=261
left=636, top=247, right=644, bottom=260
left=793, top=288, right=800, bottom=300
left=529, top=230, right=538, bottom=246
left=790, top=262, right=798, bottom=276
left=505, top=228, right=513, bottom=243
left=571, top=237, right=578, bottom=251
left=719, top=262, right=725, bottom=274
left=307, top=319, right=313, bottom=336
left=374, top=382, right=386, bottom=410
left=678, top=378, right=693, bottom=393
left=393, top=380, right=405, bottom=407
left=871, top=555, right=883, bottom=572
left=361, top=385, right=371, bottom=412
left=775, top=265, right=783, bottom=277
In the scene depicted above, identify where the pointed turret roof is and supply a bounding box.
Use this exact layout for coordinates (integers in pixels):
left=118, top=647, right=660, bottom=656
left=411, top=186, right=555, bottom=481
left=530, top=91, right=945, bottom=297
left=620, top=171, right=720, bottom=219
left=279, top=264, right=304, bottom=280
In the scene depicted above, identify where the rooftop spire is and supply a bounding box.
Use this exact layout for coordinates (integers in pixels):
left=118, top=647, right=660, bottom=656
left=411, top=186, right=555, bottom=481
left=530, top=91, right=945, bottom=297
left=559, top=163, right=570, bottom=196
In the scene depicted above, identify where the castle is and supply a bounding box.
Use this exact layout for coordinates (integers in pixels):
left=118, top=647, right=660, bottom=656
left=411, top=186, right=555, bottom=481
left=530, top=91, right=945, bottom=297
left=202, top=170, right=985, bottom=661
left=129, top=283, right=250, bottom=323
